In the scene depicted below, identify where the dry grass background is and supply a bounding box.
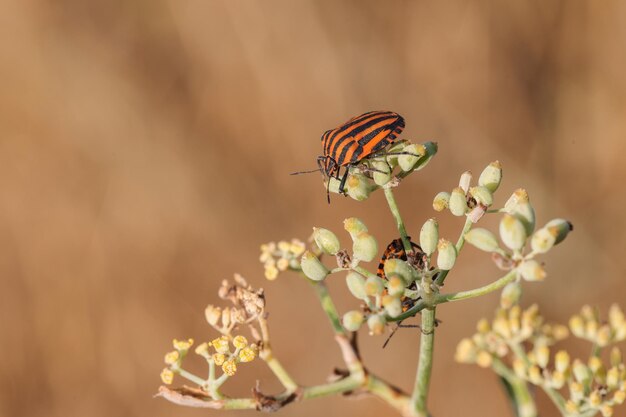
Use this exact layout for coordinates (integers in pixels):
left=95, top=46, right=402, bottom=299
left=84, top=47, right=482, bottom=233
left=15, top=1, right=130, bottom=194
left=1, top=1, right=625, bottom=417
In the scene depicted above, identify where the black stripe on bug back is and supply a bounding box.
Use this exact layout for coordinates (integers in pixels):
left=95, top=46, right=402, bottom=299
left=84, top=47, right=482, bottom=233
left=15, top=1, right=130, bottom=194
left=323, top=111, right=391, bottom=153
left=328, top=112, right=396, bottom=160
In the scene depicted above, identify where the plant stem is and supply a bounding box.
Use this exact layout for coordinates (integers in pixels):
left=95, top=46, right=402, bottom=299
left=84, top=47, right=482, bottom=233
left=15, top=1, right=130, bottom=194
left=257, top=312, right=299, bottom=392
left=310, top=280, right=345, bottom=335
left=434, top=270, right=517, bottom=304
left=387, top=299, right=427, bottom=322
left=434, top=216, right=473, bottom=286
left=383, top=187, right=412, bottom=253
left=492, top=357, right=537, bottom=417
left=176, top=367, right=208, bottom=387
left=412, top=307, right=436, bottom=416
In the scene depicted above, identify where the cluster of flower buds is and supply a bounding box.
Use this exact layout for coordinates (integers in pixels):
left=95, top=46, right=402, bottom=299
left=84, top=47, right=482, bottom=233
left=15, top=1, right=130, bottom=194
left=326, top=140, right=438, bottom=201
left=463, top=188, right=572, bottom=284
left=457, top=304, right=626, bottom=417
left=433, top=161, right=501, bottom=222
left=569, top=304, right=626, bottom=348
left=260, top=239, right=306, bottom=280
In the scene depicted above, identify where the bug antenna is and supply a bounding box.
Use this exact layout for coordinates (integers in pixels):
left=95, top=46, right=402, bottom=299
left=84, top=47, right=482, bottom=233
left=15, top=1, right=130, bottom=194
left=290, top=168, right=321, bottom=175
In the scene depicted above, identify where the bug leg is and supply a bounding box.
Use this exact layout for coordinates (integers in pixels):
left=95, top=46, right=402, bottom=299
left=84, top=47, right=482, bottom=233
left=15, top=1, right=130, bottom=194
left=378, top=151, right=420, bottom=157
left=337, top=166, right=350, bottom=195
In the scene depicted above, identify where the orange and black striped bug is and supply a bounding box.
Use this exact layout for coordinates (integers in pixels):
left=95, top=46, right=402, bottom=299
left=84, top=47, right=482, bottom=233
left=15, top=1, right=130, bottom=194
left=292, top=111, right=410, bottom=203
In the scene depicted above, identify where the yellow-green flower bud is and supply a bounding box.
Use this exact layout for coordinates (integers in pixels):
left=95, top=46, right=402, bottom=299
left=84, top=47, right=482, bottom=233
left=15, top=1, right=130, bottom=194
left=210, top=336, right=229, bottom=354
left=326, top=177, right=342, bottom=194
left=500, top=282, right=522, bottom=309
left=313, top=227, right=341, bottom=255
left=530, top=228, right=556, bottom=254
left=545, top=219, right=573, bottom=245
left=160, top=368, right=174, bottom=385
left=222, top=359, right=237, bottom=376
left=342, top=310, right=364, bottom=332
left=499, top=214, right=527, bottom=251
left=478, top=161, right=502, bottom=193
left=232, top=335, right=248, bottom=349
left=205, top=305, right=221, bottom=327
left=609, top=304, right=625, bottom=330
left=601, top=405, right=614, bottom=417
left=300, top=251, right=329, bottom=281
left=465, top=228, right=500, bottom=252
left=512, top=358, right=526, bottom=378
left=239, top=346, right=257, bottom=363
left=367, top=314, right=386, bottom=335
left=470, top=186, right=493, bottom=207
left=459, top=171, right=472, bottom=194
left=411, top=141, right=438, bottom=171
left=588, top=356, right=604, bottom=377
left=352, top=232, right=378, bottom=262
left=555, top=351, right=570, bottom=373
left=528, top=365, right=543, bottom=384
left=343, top=217, right=368, bottom=236
left=433, top=191, right=450, bottom=212
left=436, top=239, right=457, bottom=270
left=449, top=187, right=468, bottom=216
left=347, top=173, right=376, bottom=201
left=589, top=390, right=602, bottom=408
left=346, top=271, right=367, bottom=299
left=371, top=160, right=392, bottom=186
left=518, top=260, right=546, bottom=281
left=164, top=350, right=180, bottom=365
left=398, top=143, right=424, bottom=171
left=384, top=258, right=415, bottom=285
left=573, top=359, right=591, bottom=384
left=420, top=218, right=439, bottom=256
left=387, top=275, right=406, bottom=297
left=610, top=347, right=622, bottom=367
left=607, top=367, right=620, bottom=390
left=614, top=390, right=626, bottom=405
left=535, top=346, right=550, bottom=368
left=455, top=338, right=476, bottom=363
left=365, top=275, right=385, bottom=296
left=569, top=315, right=585, bottom=337
left=551, top=371, right=566, bottom=389
left=383, top=295, right=403, bottom=318
left=476, top=351, right=492, bottom=368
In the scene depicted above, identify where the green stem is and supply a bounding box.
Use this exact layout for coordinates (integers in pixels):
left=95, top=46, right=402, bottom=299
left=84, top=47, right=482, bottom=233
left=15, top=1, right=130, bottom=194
left=302, top=376, right=362, bottom=399
left=434, top=270, right=517, bottom=304
left=264, top=354, right=299, bottom=393
left=387, top=299, right=427, bottom=322
left=412, top=307, right=436, bottom=416
left=353, top=265, right=379, bottom=279
left=176, top=367, right=208, bottom=387
left=383, top=187, right=412, bottom=253
left=492, top=357, right=537, bottom=417
left=434, top=216, right=473, bottom=286
left=310, top=281, right=345, bottom=335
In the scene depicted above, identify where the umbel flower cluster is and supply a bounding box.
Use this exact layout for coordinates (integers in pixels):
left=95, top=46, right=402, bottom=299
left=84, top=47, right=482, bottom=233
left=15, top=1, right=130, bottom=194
left=157, top=135, right=623, bottom=417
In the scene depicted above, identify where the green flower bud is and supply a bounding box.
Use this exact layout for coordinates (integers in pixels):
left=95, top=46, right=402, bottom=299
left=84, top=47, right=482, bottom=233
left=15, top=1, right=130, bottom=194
left=384, top=258, right=415, bottom=285
left=544, top=219, right=573, bottom=245
left=535, top=346, right=550, bottom=369
left=346, top=272, right=367, bottom=299
left=352, top=232, right=378, bottom=262
left=300, top=251, right=329, bottom=281
left=610, top=346, right=622, bottom=367
left=573, top=359, right=591, bottom=385
left=499, top=214, right=528, bottom=251
left=343, top=217, right=368, bottom=236
left=367, top=314, right=386, bottom=335
left=382, top=295, right=403, bottom=318
left=500, top=282, right=522, bottom=309
left=326, top=177, right=342, bottom=194
left=365, top=275, right=385, bottom=296
left=398, top=143, right=424, bottom=172
left=465, top=228, right=500, bottom=252
left=505, top=190, right=536, bottom=235
left=432, top=191, right=450, bottom=212
left=412, top=141, right=438, bottom=171
left=530, top=228, right=556, bottom=254
left=555, top=350, right=570, bottom=373
left=313, top=227, right=341, bottom=255
left=478, top=161, right=502, bottom=193
left=437, top=239, right=457, bottom=270
left=469, top=186, right=493, bottom=207
left=386, top=275, right=406, bottom=297
left=371, top=160, right=392, bottom=186
left=342, top=310, right=364, bottom=332
left=449, top=187, right=468, bottom=216
left=459, top=171, right=472, bottom=193
left=346, top=173, right=375, bottom=201
left=518, top=260, right=546, bottom=282
left=420, top=218, right=439, bottom=256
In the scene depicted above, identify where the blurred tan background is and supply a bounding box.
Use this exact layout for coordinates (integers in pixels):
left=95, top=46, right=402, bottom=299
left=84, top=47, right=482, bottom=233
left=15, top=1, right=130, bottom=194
left=1, top=1, right=626, bottom=416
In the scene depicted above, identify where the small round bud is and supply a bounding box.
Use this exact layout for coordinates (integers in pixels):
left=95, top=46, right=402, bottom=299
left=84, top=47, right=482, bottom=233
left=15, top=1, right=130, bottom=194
left=382, top=295, right=403, bottom=318
left=469, top=186, right=493, bottom=207
left=384, top=258, right=415, bottom=285
left=367, top=314, right=386, bottom=335
left=239, top=346, right=257, bottom=363
left=555, top=351, right=570, bottom=373
left=409, top=141, right=438, bottom=172
left=387, top=275, right=406, bottom=297
left=164, top=350, right=180, bottom=365
left=160, top=368, right=174, bottom=385
left=459, top=171, right=472, bottom=193
left=601, top=405, right=614, bottom=417
left=518, top=260, right=546, bottom=281
left=232, top=335, right=248, bottom=349
left=300, top=251, right=329, bottom=281
left=371, top=160, right=392, bottom=186
left=346, top=173, right=374, bottom=201
left=528, top=365, right=543, bottom=384
left=173, top=338, right=194, bottom=352
left=478, top=161, right=502, bottom=193
left=476, top=351, right=492, bottom=368
left=222, top=359, right=237, bottom=376
left=313, top=227, right=341, bottom=255
left=343, top=217, right=368, bottom=236
left=500, top=282, right=522, bottom=309
left=433, top=192, right=450, bottom=212
left=530, top=228, right=556, bottom=254
left=398, top=143, right=423, bottom=171
left=499, top=214, right=528, bottom=251
left=420, top=218, right=439, bottom=256
left=212, top=353, right=226, bottom=366
left=352, top=232, right=378, bottom=262
left=505, top=189, right=536, bottom=235
left=607, top=367, right=620, bottom=390
left=465, top=228, right=500, bottom=252
left=210, top=336, right=230, bottom=354
left=449, top=187, right=468, bottom=216
left=436, top=239, right=457, bottom=270
left=544, top=219, right=573, bottom=245
left=535, top=346, right=550, bottom=368
left=365, top=275, right=385, bottom=296
left=614, top=390, right=626, bottom=405
left=455, top=338, right=476, bottom=363
left=569, top=315, right=585, bottom=337
left=610, top=346, right=622, bottom=367
left=346, top=272, right=367, bottom=299
left=342, top=310, right=364, bottom=332
left=589, top=390, right=602, bottom=407
left=205, top=305, right=221, bottom=327
left=572, top=359, right=591, bottom=384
